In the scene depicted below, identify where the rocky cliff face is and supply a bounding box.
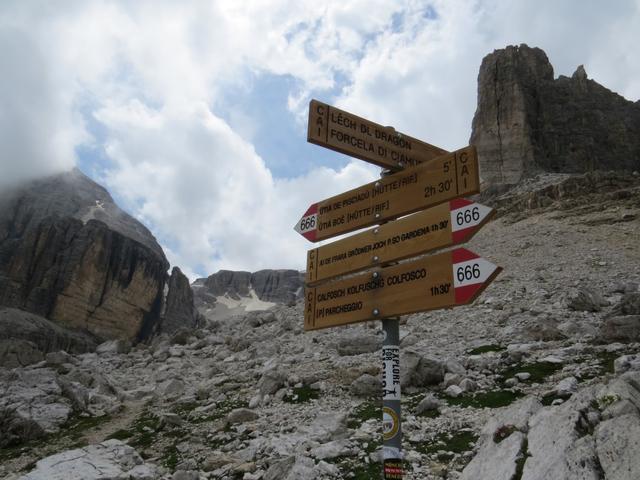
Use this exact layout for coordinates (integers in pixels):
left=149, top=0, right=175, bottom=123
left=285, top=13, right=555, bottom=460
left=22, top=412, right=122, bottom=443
left=193, top=269, right=304, bottom=321
left=0, top=169, right=188, bottom=342
left=161, top=267, right=202, bottom=334
left=471, top=44, right=640, bottom=188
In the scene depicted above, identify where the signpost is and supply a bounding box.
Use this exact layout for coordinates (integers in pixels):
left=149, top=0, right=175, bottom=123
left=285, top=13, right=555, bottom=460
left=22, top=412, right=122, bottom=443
left=308, top=99, right=447, bottom=170
left=305, top=199, right=494, bottom=285
left=296, top=99, right=502, bottom=479
left=294, top=146, right=480, bottom=242
left=304, top=248, right=501, bottom=331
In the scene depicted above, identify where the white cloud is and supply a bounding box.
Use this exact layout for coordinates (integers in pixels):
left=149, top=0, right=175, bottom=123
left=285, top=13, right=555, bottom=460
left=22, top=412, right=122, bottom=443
left=1, top=0, right=638, bottom=278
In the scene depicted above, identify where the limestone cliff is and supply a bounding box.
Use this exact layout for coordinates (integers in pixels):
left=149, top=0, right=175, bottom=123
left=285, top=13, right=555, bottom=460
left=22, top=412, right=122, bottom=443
left=193, top=269, right=304, bottom=321
left=0, top=169, right=175, bottom=341
left=161, top=266, right=202, bottom=334
left=471, top=44, right=640, bottom=188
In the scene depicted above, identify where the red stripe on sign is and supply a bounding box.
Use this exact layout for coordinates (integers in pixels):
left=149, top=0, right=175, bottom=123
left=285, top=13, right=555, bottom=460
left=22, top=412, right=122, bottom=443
left=449, top=198, right=473, bottom=210
left=302, top=229, right=317, bottom=241
left=452, top=226, right=475, bottom=244
left=304, top=203, right=318, bottom=216
left=452, top=248, right=479, bottom=264
left=455, top=283, right=483, bottom=304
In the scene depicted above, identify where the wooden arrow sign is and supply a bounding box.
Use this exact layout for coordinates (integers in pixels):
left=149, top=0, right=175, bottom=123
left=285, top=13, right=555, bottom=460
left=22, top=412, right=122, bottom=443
left=304, top=248, right=502, bottom=331
left=294, top=146, right=479, bottom=242
left=308, top=99, right=447, bottom=170
left=306, top=199, right=494, bottom=285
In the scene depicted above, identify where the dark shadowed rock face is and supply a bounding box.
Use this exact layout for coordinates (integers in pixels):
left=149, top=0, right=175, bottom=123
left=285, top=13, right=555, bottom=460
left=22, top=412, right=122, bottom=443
left=471, top=44, right=640, bottom=188
left=0, top=169, right=169, bottom=341
left=161, top=266, right=202, bottom=334
left=0, top=307, right=98, bottom=368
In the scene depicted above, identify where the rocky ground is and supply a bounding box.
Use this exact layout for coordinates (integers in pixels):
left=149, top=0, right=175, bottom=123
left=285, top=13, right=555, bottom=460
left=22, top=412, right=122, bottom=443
left=1, top=172, right=640, bottom=480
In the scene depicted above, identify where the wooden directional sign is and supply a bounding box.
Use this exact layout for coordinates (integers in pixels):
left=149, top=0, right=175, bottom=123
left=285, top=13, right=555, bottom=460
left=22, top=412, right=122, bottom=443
left=308, top=99, right=447, bottom=170
left=304, top=248, right=502, bottom=331
left=306, top=199, right=494, bottom=285
left=294, top=146, right=479, bottom=242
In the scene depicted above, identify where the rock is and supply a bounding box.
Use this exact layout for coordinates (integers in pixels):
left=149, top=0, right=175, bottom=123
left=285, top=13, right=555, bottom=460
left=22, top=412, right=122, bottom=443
left=522, top=388, right=601, bottom=480
left=459, top=378, right=478, bottom=393
left=568, top=288, right=609, bottom=312
left=335, top=333, right=379, bottom=356
left=596, top=414, right=640, bottom=479
left=0, top=169, right=170, bottom=342
left=460, top=431, right=525, bottom=480
left=612, top=292, right=640, bottom=316
left=258, top=369, right=286, bottom=396
left=350, top=373, right=380, bottom=397
left=309, top=439, right=354, bottom=460
left=264, top=457, right=296, bottom=480
left=445, top=385, right=463, bottom=398
left=0, top=308, right=97, bottom=368
left=601, top=315, right=640, bottom=342
left=19, top=439, right=155, bottom=479
left=415, top=394, right=441, bottom=415
left=555, top=377, right=578, bottom=397
left=515, top=372, right=531, bottom=381
left=614, top=354, right=640, bottom=374
left=158, top=378, right=185, bottom=399
left=471, top=44, right=640, bottom=187
left=162, top=267, right=202, bottom=334
left=227, top=408, right=259, bottom=424
left=415, top=356, right=446, bottom=386
left=172, top=471, right=200, bottom=480
left=301, top=412, right=348, bottom=443
left=0, top=368, right=76, bottom=447
left=96, top=339, right=131, bottom=355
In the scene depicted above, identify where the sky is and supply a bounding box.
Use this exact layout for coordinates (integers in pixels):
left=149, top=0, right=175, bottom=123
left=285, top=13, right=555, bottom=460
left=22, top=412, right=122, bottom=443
left=1, top=0, right=639, bottom=280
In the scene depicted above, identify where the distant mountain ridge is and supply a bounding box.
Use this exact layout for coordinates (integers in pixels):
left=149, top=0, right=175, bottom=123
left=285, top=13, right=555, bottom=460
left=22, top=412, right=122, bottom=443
left=192, top=269, right=304, bottom=321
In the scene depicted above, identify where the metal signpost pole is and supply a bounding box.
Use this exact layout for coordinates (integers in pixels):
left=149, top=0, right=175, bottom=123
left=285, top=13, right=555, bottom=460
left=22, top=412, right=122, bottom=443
left=380, top=164, right=403, bottom=479
left=382, top=317, right=403, bottom=479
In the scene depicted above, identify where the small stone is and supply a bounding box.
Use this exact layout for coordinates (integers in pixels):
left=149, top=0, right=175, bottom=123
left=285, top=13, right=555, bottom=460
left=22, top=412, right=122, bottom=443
left=227, top=408, right=259, bottom=424
left=515, top=372, right=531, bottom=381
left=415, top=394, right=441, bottom=415
left=445, top=385, right=463, bottom=398
left=350, top=374, right=380, bottom=397
left=459, top=378, right=478, bottom=393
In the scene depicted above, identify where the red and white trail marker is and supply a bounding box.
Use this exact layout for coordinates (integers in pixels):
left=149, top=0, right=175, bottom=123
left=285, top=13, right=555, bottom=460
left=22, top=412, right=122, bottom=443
left=305, top=198, right=494, bottom=285
left=304, top=247, right=502, bottom=331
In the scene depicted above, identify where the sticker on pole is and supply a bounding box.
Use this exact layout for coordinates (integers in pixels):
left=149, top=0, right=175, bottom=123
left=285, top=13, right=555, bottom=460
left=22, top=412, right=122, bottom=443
left=452, top=248, right=501, bottom=304
left=382, top=346, right=401, bottom=400
left=382, top=407, right=400, bottom=441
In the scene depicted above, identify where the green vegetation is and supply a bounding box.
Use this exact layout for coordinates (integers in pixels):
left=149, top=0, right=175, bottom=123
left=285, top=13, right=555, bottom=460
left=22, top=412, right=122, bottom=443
left=162, top=443, right=180, bottom=471
left=347, top=401, right=381, bottom=429
left=499, top=361, right=563, bottom=384
left=283, top=385, right=319, bottom=404
left=513, top=439, right=530, bottom=480
left=443, top=390, right=523, bottom=409
left=412, top=430, right=477, bottom=457
left=467, top=344, right=506, bottom=355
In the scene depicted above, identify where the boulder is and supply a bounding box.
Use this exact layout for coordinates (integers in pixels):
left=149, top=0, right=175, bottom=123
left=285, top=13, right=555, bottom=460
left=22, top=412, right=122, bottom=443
left=350, top=373, right=380, bottom=397
left=335, top=333, right=380, bottom=356
left=567, top=288, right=609, bottom=312
left=19, top=439, right=156, bottom=479
left=0, top=308, right=97, bottom=368
left=601, top=315, right=640, bottom=342
left=596, top=414, right=640, bottom=479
